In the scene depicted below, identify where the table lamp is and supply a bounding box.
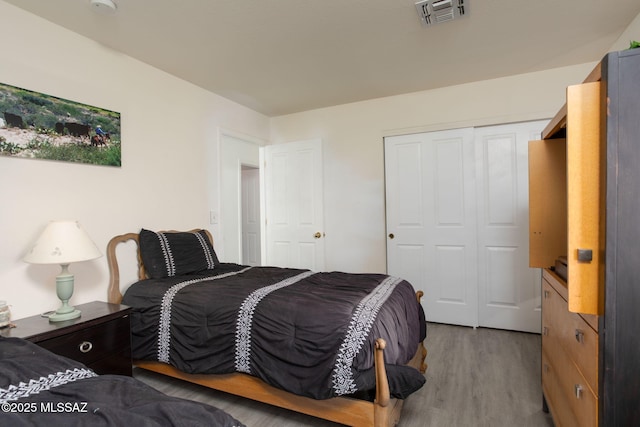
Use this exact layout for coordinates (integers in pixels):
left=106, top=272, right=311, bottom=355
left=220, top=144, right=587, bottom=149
left=23, top=220, right=102, bottom=322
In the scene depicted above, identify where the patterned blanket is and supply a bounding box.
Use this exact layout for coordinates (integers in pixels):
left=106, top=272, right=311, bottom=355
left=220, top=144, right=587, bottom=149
left=0, top=337, right=244, bottom=426
left=122, top=263, right=425, bottom=399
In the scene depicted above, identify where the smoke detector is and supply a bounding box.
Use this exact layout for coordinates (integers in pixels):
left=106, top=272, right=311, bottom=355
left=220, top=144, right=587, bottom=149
left=90, top=0, right=117, bottom=15
left=415, top=0, right=466, bottom=27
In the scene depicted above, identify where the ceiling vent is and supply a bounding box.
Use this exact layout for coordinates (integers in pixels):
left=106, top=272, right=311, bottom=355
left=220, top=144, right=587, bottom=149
left=415, top=0, right=466, bottom=27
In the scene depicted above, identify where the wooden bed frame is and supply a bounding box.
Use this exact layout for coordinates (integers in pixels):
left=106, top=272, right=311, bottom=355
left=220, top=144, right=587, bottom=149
left=107, top=230, right=427, bottom=427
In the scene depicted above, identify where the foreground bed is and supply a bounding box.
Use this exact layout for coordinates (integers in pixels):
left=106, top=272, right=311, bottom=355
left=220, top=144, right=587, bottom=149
left=107, top=229, right=428, bottom=427
left=0, top=336, right=244, bottom=426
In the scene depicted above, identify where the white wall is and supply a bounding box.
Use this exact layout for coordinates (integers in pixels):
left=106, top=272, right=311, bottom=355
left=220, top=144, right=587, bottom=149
left=0, top=1, right=270, bottom=320
left=269, top=8, right=640, bottom=276
left=270, top=64, right=598, bottom=275
left=611, top=12, right=640, bottom=51
left=269, top=9, right=639, bottom=275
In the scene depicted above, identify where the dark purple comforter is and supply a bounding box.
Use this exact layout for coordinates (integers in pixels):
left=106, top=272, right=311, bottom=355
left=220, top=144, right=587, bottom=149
left=0, top=337, right=244, bottom=426
left=122, top=264, right=426, bottom=400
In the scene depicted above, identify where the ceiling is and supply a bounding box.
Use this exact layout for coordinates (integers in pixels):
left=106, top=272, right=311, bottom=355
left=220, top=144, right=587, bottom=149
left=4, top=0, right=640, bottom=116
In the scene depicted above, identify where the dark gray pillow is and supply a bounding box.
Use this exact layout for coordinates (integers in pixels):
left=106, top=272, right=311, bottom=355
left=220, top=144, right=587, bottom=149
left=139, top=229, right=219, bottom=279
left=355, top=363, right=426, bottom=400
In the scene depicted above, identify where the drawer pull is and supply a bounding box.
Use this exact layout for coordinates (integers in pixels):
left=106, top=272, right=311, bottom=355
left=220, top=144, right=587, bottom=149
left=543, top=290, right=550, bottom=299
left=577, top=248, right=593, bottom=263
left=79, top=341, right=93, bottom=353
left=575, top=329, right=584, bottom=343
left=543, top=326, right=549, bottom=336
left=575, top=384, right=583, bottom=399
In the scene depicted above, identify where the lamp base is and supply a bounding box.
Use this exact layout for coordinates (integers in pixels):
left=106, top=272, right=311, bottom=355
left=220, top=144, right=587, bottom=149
left=49, top=309, right=81, bottom=322
left=50, top=265, right=81, bottom=323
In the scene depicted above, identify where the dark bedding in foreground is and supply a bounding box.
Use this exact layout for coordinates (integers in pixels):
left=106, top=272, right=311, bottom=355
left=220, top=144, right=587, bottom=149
left=122, top=263, right=427, bottom=400
left=0, top=337, right=244, bottom=426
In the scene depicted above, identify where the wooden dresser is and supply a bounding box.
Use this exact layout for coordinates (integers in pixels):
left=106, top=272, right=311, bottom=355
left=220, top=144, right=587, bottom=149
left=529, top=48, right=640, bottom=426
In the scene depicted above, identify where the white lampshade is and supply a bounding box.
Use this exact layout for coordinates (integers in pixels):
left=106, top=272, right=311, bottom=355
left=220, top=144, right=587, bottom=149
left=24, top=220, right=102, bottom=265
left=24, top=220, right=101, bottom=322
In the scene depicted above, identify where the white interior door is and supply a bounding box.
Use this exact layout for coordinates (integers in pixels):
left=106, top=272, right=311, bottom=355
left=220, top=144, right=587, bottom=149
left=385, top=128, right=479, bottom=327
left=264, top=139, right=325, bottom=270
left=241, top=166, right=261, bottom=266
left=474, top=121, right=545, bottom=332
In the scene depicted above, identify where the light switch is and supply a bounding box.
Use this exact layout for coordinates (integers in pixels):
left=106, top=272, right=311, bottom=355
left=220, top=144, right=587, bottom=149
left=210, top=211, right=219, bottom=224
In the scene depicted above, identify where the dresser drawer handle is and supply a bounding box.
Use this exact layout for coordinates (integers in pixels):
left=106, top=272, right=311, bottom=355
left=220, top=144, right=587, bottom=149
left=575, top=329, right=584, bottom=343
left=79, top=341, right=93, bottom=353
left=577, top=248, right=593, bottom=263
left=575, top=384, right=583, bottom=399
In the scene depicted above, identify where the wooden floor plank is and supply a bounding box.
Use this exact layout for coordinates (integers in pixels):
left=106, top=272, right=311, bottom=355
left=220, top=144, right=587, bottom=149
left=135, top=323, right=554, bottom=427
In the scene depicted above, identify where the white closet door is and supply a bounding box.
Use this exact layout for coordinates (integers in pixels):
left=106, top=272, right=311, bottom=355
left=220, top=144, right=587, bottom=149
left=474, top=121, right=545, bottom=333
left=385, top=120, right=546, bottom=332
left=385, top=128, right=479, bottom=327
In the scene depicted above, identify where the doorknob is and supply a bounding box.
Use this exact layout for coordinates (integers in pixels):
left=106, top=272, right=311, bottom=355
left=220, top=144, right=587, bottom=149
left=388, top=233, right=395, bottom=239
left=314, top=232, right=322, bottom=239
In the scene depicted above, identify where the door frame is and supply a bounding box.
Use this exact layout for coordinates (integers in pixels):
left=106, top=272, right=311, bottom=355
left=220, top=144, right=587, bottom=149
left=219, top=128, right=265, bottom=265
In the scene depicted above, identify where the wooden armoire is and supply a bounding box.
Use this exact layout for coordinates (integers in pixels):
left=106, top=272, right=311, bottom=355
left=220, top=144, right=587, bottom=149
left=528, top=48, right=640, bottom=426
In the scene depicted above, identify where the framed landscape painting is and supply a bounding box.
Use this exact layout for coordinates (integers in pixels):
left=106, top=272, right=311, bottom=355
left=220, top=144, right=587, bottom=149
left=0, top=82, right=121, bottom=167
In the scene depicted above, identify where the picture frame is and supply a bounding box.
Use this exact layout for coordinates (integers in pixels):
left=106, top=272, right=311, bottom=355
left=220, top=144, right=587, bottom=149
left=0, top=82, right=121, bottom=167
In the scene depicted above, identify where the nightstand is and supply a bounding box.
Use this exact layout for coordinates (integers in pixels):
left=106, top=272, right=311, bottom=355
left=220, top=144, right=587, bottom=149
left=2, top=301, right=132, bottom=376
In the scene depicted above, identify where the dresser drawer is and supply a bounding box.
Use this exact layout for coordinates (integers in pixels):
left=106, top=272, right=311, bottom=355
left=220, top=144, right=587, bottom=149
left=37, top=315, right=131, bottom=373
left=556, top=303, right=598, bottom=394
left=543, top=347, right=598, bottom=427
left=543, top=278, right=598, bottom=393
left=542, top=351, right=575, bottom=427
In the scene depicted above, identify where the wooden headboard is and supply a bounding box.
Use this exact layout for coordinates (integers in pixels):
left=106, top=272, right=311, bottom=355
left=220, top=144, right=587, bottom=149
left=106, top=229, right=213, bottom=304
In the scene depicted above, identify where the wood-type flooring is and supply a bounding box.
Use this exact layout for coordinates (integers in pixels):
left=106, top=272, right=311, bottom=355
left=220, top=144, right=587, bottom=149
left=135, top=322, right=554, bottom=427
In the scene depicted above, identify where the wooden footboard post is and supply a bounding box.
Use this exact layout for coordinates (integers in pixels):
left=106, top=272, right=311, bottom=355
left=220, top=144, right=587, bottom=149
left=374, top=338, right=390, bottom=408
left=415, top=290, right=428, bottom=373
left=373, top=338, right=391, bottom=427
left=372, top=339, right=405, bottom=427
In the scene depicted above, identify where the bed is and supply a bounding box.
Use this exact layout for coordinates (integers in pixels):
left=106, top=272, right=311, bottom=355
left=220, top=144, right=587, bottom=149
left=0, top=336, right=244, bottom=426
left=107, top=228, right=428, bottom=427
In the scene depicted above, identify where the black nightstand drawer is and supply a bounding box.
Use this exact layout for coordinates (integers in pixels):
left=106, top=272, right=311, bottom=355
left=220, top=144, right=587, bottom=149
left=88, top=347, right=133, bottom=376
left=37, top=315, right=130, bottom=371
left=5, top=301, right=133, bottom=376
